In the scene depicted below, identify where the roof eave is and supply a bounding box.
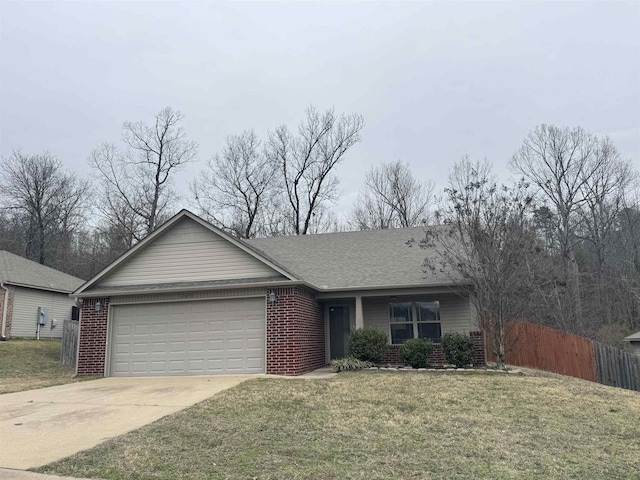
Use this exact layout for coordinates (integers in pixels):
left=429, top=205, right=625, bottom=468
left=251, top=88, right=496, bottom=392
left=315, top=281, right=471, bottom=293
left=72, top=279, right=315, bottom=299
left=5, top=281, right=75, bottom=294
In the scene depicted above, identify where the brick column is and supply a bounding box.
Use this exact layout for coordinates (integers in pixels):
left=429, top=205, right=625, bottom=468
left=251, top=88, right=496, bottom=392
left=266, top=287, right=325, bottom=375
left=77, top=298, right=109, bottom=376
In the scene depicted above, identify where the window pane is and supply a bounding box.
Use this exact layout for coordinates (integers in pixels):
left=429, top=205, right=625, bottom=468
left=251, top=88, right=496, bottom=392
left=418, top=322, right=442, bottom=342
left=417, top=301, right=440, bottom=321
left=390, top=302, right=412, bottom=322
left=391, top=323, right=414, bottom=344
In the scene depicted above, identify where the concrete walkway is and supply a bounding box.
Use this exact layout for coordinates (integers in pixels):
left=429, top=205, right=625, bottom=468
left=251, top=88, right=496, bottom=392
left=0, top=469, right=94, bottom=480
left=0, top=375, right=251, bottom=470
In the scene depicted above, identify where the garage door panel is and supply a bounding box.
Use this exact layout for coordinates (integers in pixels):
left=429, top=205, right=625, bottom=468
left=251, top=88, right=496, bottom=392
left=151, top=323, right=168, bottom=335
left=110, top=298, right=265, bottom=376
left=189, top=321, right=206, bottom=333
left=170, top=322, right=187, bottom=334
left=170, top=341, right=186, bottom=353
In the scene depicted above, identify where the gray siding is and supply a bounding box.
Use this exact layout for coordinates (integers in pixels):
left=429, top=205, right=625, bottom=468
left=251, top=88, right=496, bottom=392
left=362, top=294, right=475, bottom=340
left=99, top=218, right=283, bottom=287
left=11, top=286, right=74, bottom=338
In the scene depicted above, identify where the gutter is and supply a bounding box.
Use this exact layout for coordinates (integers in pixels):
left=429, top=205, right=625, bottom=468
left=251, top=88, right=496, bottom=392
left=70, top=279, right=313, bottom=299
left=1, top=283, right=9, bottom=340
left=4, top=281, right=74, bottom=295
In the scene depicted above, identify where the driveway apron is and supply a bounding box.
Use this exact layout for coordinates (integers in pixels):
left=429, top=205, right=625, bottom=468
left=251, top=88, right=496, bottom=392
left=0, top=375, right=251, bottom=469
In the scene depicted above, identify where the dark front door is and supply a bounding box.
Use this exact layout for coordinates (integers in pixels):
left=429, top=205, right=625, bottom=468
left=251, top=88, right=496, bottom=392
left=329, top=306, right=350, bottom=360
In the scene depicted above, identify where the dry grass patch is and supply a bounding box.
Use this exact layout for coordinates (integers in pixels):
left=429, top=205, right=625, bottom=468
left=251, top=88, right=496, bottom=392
left=37, top=371, right=640, bottom=479
left=0, top=339, right=91, bottom=394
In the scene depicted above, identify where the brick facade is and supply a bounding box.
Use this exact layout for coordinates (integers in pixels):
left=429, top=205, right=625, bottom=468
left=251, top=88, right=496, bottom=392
left=382, top=331, right=486, bottom=367
left=76, top=288, right=327, bottom=377
left=0, top=285, right=15, bottom=339
left=77, top=298, right=109, bottom=376
left=75, top=288, right=481, bottom=376
left=266, top=287, right=326, bottom=375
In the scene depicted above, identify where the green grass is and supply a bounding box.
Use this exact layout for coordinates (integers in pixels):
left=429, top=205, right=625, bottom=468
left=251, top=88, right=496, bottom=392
left=36, top=371, right=640, bottom=479
left=0, top=339, right=91, bottom=394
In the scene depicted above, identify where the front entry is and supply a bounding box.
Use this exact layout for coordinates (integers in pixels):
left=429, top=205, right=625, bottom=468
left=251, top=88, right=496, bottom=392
left=329, top=306, right=350, bottom=360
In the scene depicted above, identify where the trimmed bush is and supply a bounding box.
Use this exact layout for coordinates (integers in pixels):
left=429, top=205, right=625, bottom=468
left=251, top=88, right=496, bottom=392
left=399, top=338, right=434, bottom=368
left=331, top=357, right=374, bottom=372
left=442, top=332, right=475, bottom=368
left=349, top=328, right=389, bottom=363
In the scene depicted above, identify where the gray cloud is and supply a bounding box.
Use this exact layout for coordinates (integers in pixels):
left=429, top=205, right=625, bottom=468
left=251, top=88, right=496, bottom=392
left=1, top=1, right=638, bottom=216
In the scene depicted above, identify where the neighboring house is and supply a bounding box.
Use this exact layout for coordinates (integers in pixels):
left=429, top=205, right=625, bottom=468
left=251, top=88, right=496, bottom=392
left=0, top=251, right=84, bottom=340
left=72, top=210, right=485, bottom=377
left=623, top=332, right=640, bottom=356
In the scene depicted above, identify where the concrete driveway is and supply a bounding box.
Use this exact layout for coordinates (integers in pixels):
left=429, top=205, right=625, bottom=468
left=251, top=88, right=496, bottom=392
left=0, top=375, right=252, bottom=470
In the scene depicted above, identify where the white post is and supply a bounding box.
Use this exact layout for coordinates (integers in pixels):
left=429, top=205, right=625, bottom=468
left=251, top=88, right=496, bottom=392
left=355, top=295, right=364, bottom=330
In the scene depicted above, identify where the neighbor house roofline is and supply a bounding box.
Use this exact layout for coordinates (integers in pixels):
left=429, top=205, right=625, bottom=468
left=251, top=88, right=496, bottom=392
left=72, top=210, right=300, bottom=296
left=5, top=281, right=75, bottom=295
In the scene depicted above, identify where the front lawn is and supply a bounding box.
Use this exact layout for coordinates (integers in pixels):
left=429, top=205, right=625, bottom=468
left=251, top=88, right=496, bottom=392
left=0, top=339, right=89, bottom=394
left=36, top=371, right=640, bottom=479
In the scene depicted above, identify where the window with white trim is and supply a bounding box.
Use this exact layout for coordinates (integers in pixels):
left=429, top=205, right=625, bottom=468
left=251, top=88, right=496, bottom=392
left=389, top=301, right=441, bottom=344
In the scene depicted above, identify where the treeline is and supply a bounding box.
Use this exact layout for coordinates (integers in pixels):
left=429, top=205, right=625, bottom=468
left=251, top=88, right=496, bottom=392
left=0, top=107, right=638, bottom=347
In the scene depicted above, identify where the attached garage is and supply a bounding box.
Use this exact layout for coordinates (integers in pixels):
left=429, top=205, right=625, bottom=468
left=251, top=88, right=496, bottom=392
left=109, top=297, right=265, bottom=377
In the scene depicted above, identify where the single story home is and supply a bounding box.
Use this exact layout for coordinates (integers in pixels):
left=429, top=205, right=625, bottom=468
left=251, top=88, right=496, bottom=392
left=72, top=210, right=485, bottom=377
left=0, top=250, right=84, bottom=340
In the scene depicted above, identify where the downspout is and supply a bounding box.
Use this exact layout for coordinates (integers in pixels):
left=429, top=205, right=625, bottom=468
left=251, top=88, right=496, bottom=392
left=1, top=283, right=9, bottom=340
left=72, top=298, right=83, bottom=377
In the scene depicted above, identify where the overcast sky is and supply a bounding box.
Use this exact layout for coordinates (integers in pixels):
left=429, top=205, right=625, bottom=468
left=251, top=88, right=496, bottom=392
left=1, top=1, right=638, bottom=217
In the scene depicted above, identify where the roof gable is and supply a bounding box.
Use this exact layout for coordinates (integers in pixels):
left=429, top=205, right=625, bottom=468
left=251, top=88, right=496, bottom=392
left=75, top=211, right=297, bottom=295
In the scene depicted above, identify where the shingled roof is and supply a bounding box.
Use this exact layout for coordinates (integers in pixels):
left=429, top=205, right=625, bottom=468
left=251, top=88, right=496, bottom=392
left=0, top=250, right=84, bottom=293
left=246, top=226, right=458, bottom=290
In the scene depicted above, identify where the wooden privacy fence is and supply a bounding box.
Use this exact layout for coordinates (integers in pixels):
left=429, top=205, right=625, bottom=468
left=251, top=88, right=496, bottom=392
left=593, top=342, right=640, bottom=392
left=488, top=320, right=640, bottom=392
left=61, top=319, right=79, bottom=367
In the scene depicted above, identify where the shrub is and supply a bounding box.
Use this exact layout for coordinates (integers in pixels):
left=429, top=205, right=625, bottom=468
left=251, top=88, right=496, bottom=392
left=441, top=332, right=475, bottom=368
left=331, top=357, right=374, bottom=372
left=349, top=328, right=389, bottom=363
left=399, top=338, right=434, bottom=368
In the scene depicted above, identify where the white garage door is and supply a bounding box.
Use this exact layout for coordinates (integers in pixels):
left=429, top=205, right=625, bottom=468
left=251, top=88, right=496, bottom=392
left=109, top=297, right=265, bottom=376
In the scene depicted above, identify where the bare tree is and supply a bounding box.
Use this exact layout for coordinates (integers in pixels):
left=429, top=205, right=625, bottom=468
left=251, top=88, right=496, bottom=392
left=267, top=106, right=364, bottom=235
left=90, top=107, right=198, bottom=242
left=416, top=158, right=539, bottom=369
left=350, top=160, right=434, bottom=230
left=577, top=138, right=637, bottom=275
left=510, top=125, right=606, bottom=332
left=192, top=130, right=278, bottom=238
left=0, top=151, right=90, bottom=265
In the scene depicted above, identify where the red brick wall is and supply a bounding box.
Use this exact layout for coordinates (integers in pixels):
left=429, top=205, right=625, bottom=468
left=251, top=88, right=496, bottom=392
left=266, top=287, right=325, bottom=375
left=0, top=285, right=15, bottom=339
left=470, top=330, right=486, bottom=367
left=77, top=298, right=109, bottom=376
left=383, top=343, right=445, bottom=366
left=382, top=331, right=486, bottom=367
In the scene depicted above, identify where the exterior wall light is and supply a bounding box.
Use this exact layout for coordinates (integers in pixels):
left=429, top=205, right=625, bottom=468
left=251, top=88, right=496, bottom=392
left=269, top=291, right=277, bottom=306
left=95, top=300, right=102, bottom=312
